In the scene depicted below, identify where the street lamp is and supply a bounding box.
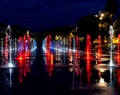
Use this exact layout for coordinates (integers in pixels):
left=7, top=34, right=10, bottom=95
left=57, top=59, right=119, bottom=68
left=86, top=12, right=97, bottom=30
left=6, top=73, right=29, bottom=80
left=99, top=13, right=104, bottom=20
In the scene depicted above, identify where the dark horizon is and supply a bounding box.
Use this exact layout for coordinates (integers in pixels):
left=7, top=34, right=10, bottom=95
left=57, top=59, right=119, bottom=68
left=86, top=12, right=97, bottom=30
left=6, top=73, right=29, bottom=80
left=0, top=0, right=120, bottom=32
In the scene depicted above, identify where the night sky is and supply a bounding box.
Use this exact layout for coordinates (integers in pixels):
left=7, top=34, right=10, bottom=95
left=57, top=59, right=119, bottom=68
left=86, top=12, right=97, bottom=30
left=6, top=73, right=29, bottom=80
left=0, top=0, right=119, bottom=31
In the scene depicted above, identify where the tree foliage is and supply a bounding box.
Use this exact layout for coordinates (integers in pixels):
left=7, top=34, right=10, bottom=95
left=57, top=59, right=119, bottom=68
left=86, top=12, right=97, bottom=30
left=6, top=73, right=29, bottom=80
left=105, top=0, right=119, bottom=15
left=113, top=16, right=120, bottom=35
left=77, top=14, right=99, bottom=39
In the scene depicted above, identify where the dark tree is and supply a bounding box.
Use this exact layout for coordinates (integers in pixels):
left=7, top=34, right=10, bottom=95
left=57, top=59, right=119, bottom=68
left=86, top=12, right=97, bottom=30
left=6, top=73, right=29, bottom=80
left=113, top=16, right=120, bottom=35
left=105, top=0, right=119, bottom=15
left=77, top=14, right=99, bottom=40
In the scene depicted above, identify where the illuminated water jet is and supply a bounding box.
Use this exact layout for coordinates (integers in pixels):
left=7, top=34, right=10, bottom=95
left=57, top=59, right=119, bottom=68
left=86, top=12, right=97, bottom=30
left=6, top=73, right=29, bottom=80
left=0, top=25, right=37, bottom=68
left=109, top=25, right=115, bottom=67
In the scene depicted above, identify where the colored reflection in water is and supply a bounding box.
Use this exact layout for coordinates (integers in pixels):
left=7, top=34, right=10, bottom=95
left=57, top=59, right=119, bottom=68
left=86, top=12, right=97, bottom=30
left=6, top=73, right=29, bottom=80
left=86, top=59, right=91, bottom=85
left=0, top=26, right=37, bottom=67
left=74, top=50, right=80, bottom=76
left=0, top=67, right=31, bottom=89
left=117, top=69, right=120, bottom=87
left=45, top=66, right=54, bottom=77
left=97, top=71, right=107, bottom=87
left=0, top=52, right=36, bottom=86
left=42, top=34, right=81, bottom=66
left=0, top=25, right=37, bottom=90
left=42, top=34, right=120, bottom=93
left=19, top=66, right=30, bottom=83
left=44, top=52, right=54, bottom=77
left=44, top=51, right=54, bottom=66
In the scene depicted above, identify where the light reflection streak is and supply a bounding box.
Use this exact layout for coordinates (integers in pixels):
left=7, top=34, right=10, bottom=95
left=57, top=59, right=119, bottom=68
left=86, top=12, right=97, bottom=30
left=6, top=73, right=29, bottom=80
left=110, top=67, right=113, bottom=87
left=96, top=69, right=107, bottom=87
left=9, top=68, right=12, bottom=87
left=86, top=59, right=91, bottom=85
left=117, top=69, right=120, bottom=87
left=42, top=33, right=120, bottom=91
left=98, top=77, right=107, bottom=87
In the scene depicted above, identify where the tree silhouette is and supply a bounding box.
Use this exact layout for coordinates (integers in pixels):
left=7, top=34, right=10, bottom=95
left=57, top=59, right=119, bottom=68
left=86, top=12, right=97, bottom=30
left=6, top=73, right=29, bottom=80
left=105, top=0, right=119, bottom=15
left=77, top=14, right=99, bottom=40
left=113, top=16, right=120, bottom=35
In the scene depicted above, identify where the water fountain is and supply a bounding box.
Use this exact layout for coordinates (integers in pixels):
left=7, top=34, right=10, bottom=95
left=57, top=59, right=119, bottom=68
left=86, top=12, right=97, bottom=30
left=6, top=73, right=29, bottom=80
left=0, top=25, right=37, bottom=68
left=94, top=25, right=119, bottom=69
left=86, top=34, right=92, bottom=60
left=109, top=25, right=115, bottom=67
left=41, top=26, right=120, bottom=95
